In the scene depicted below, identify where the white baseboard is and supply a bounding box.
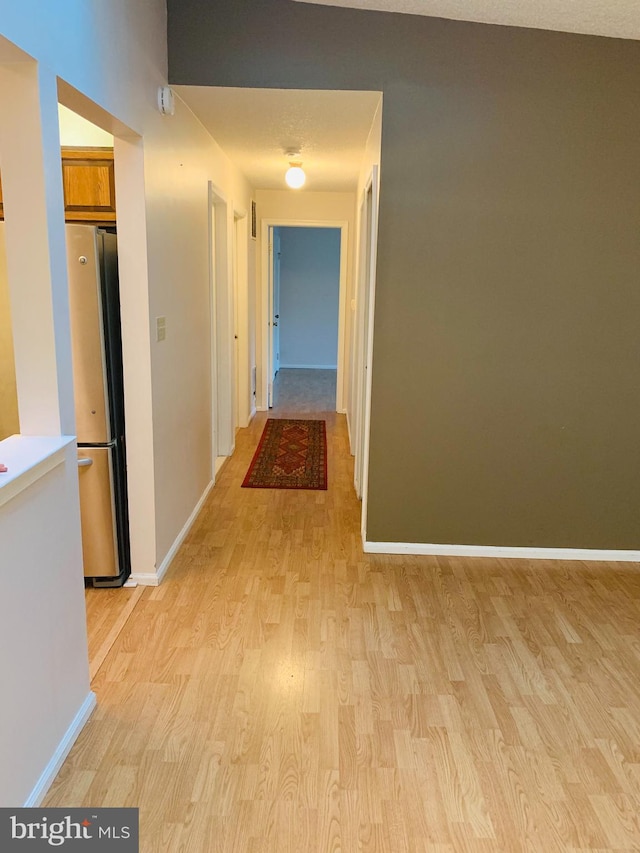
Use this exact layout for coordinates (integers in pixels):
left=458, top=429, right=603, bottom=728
left=363, top=539, right=640, bottom=563
left=256, top=405, right=268, bottom=412
left=238, top=413, right=253, bottom=429
left=127, top=571, right=160, bottom=587
left=346, top=411, right=357, bottom=457
left=24, top=691, right=97, bottom=807
left=130, top=480, right=215, bottom=586
left=155, top=479, right=214, bottom=584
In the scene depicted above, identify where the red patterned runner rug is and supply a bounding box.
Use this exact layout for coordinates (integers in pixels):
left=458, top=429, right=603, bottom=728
left=242, top=418, right=327, bottom=490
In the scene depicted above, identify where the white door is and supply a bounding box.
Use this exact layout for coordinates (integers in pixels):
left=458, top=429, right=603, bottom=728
left=209, top=182, right=233, bottom=471
left=354, top=167, right=379, bottom=507
left=356, top=185, right=373, bottom=497
left=353, top=194, right=367, bottom=496
left=210, top=191, right=219, bottom=466
left=273, top=228, right=281, bottom=377
left=267, top=226, right=274, bottom=408
left=233, top=214, right=240, bottom=432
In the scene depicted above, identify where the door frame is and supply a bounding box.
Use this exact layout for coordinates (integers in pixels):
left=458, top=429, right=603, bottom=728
left=272, top=227, right=281, bottom=380
left=208, top=181, right=234, bottom=479
left=232, top=206, right=250, bottom=429
left=259, top=218, right=349, bottom=412
left=266, top=225, right=276, bottom=408
left=353, top=189, right=368, bottom=498
left=352, top=167, right=379, bottom=540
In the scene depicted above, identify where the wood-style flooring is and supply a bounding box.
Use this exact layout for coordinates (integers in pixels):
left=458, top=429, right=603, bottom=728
left=46, top=369, right=640, bottom=851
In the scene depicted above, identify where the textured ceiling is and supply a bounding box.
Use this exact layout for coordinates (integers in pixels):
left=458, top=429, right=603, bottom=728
left=174, top=87, right=382, bottom=192
left=292, top=0, right=640, bottom=41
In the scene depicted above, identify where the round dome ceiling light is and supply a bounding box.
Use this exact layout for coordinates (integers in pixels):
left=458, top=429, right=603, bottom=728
left=285, top=161, right=306, bottom=189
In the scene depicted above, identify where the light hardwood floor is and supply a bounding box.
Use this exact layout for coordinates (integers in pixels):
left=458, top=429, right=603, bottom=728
left=47, top=370, right=640, bottom=851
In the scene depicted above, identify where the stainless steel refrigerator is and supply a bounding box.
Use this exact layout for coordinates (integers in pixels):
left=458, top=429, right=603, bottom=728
left=67, top=225, right=130, bottom=586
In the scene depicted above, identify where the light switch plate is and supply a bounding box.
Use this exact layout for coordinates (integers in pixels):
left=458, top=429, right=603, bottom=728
left=156, top=316, right=166, bottom=342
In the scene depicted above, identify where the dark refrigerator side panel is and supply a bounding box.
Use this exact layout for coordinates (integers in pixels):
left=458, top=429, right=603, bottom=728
left=98, top=232, right=125, bottom=442
left=96, top=230, right=131, bottom=586
left=109, top=431, right=131, bottom=586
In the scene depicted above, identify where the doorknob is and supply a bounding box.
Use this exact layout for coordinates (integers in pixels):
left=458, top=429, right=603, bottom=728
left=77, top=457, right=93, bottom=468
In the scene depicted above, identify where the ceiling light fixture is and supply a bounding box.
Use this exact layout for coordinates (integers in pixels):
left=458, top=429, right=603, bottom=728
left=285, top=154, right=306, bottom=190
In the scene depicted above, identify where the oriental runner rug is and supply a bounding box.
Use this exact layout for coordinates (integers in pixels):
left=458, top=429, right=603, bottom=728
left=242, top=418, right=327, bottom=490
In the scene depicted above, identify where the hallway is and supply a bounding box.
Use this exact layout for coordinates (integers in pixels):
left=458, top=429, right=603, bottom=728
left=45, top=378, right=640, bottom=851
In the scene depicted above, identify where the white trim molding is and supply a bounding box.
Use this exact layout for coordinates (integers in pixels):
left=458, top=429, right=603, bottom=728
left=363, top=539, right=640, bottom=563
left=24, top=691, right=97, bottom=807
left=260, top=218, right=350, bottom=414
left=354, top=166, right=379, bottom=534
left=131, top=479, right=214, bottom=586
left=128, top=571, right=161, bottom=587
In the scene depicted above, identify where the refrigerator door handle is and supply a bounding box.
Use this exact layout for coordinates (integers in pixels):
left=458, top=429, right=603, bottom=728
left=77, top=457, right=94, bottom=468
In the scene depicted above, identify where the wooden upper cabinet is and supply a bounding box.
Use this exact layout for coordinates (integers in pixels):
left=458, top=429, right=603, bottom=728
left=0, top=148, right=115, bottom=224
left=61, top=147, right=116, bottom=224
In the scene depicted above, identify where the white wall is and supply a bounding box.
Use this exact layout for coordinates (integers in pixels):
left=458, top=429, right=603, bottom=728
left=143, top=97, right=253, bottom=566
left=0, top=0, right=255, bottom=805
left=277, top=226, right=341, bottom=368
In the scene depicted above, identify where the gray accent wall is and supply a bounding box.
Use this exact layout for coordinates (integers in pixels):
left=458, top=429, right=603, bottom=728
left=168, top=0, right=640, bottom=549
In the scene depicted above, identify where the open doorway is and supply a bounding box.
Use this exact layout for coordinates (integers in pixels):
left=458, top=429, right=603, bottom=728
left=261, top=219, right=349, bottom=414
left=55, top=99, right=147, bottom=673
left=269, top=226, right=341, bottom=413
left=57, top=106, right=131, bottom=591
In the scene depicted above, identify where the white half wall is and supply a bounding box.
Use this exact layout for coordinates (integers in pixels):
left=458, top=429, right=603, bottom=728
left=0, top=440, right=92, bottom=806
